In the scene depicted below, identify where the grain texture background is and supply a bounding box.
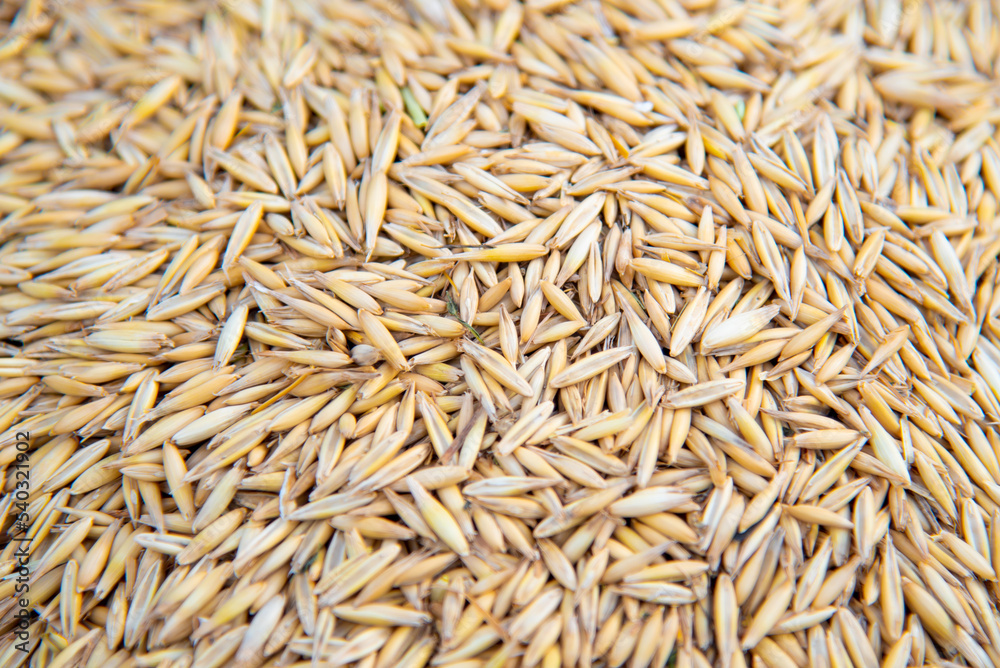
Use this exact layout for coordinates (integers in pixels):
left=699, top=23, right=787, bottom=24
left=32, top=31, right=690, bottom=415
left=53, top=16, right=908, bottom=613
left=1, top=0, right=1000, bottom=666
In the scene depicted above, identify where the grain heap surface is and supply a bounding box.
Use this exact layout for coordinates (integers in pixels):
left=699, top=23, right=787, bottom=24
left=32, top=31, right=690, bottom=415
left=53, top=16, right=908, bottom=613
left=2, top=0, right=1000, bottom=666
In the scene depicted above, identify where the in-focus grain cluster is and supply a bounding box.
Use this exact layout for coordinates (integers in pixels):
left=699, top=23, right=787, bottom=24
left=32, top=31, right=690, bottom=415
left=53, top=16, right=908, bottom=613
left=2, top=0, right=1000, bottom=666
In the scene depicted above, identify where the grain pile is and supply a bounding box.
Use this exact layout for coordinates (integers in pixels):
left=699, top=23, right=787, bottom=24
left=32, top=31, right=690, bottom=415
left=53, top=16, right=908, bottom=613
left=2, top=0, right=1000, bottom=665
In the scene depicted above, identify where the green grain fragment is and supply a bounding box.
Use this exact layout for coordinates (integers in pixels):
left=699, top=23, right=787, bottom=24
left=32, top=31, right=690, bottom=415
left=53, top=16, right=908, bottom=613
left=402, top=87, right=427, bottom=129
